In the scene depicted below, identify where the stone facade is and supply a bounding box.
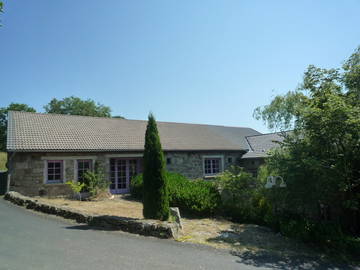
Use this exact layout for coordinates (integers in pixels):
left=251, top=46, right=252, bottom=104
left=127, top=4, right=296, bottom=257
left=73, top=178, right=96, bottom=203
left=165, top=151, right=245, bottom=179
left=8, top=150, right=247, bottom=196
left=239, top=158, right=265, bottom=177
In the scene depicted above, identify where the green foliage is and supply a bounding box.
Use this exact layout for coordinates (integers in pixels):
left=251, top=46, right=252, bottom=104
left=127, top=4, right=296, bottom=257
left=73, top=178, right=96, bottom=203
left=168, top=174, right=220, bottom=216
left=276, top=216, right=360, bottom=259
left=44, top=96, right=112, bottom=118
left=0, top=103, right=36, bottom=151
left=142, top=113, right=169, bottom=220
left=343, top=46, right=360, bottom=99
left=82, top=162, right=109, bottom=197
left=131, top=172, right=221, bottom=216
left=66, top=180, right=85, bottom=193
left=0, top=1, right=3, bottom=26
left=253, top=45, right=360, bottom=259
left=66, top=181, right=85, bottom=200
left=215, top=166, right=264, bottom=223
left=253, top=91, right=308, bottom=131
left=0, top=152, right=7, bottom=171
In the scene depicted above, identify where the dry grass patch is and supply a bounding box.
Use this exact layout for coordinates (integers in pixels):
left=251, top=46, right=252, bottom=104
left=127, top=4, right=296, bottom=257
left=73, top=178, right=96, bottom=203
left=178, top=218, right=316, bottom=258
left=36, top=195, right=143, bottom=219
left=36, top=195, right=317, bottom=258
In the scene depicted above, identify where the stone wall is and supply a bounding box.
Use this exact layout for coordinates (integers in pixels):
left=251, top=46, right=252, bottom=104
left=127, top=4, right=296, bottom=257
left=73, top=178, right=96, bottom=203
left=8, top=151, right=246, bottom=196
left=7, top=152, right=113, bottom=197
left=165, top=151, right=244, bottom=179
left=239, top=158, right=265, bottom=176
left=4, top=191, right=179, bottom=239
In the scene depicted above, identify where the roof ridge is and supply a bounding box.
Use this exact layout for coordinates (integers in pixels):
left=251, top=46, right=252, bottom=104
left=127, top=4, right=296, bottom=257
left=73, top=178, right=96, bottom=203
left=9, top=111, right=257, bottom=130
left=245, top=131, right=289, bottom=138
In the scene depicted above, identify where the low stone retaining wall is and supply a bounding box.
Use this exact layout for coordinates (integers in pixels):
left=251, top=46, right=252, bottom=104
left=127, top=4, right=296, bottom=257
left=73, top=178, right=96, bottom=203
left=4, top=192, right=179, bottom=239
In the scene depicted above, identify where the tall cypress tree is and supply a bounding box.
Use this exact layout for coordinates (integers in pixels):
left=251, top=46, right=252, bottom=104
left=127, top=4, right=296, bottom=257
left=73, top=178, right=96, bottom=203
left=142, top=113, right=169, bottom=220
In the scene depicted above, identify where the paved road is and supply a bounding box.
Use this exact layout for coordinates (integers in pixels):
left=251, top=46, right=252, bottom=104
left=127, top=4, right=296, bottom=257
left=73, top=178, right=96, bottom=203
left=0, top=199, right=357, bottom=270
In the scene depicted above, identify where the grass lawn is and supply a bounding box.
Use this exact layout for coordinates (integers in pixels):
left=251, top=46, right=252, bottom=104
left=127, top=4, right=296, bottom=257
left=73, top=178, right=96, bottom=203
left=0, top=152, right=7, bottom=171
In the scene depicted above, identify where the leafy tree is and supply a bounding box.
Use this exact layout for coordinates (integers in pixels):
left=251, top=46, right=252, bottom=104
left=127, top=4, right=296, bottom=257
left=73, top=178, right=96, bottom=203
left=142, top=113, right=169, bottom=220
left=258, top=46, right=360, bottom=234
left=0, top=1, right=3, bottom=26
left=253, top=91, right=308, bottom=131
left=0, top=103, right=36, bottom=151
left=44, top=96, right=112, bottom=117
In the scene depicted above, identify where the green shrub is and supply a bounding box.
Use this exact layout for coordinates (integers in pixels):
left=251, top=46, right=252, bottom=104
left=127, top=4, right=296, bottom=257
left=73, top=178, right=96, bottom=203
left=66, top=181, right=85, bottom=200
left=0, top=152, right=7, bottom=171
left=131, top=172, right=221, bottom=216
left=215, top=166, right=264, bottom=223
left=83, top=161, right=109, bottom=197
left=142, top=113, right=169, bottom=220
left=275, top=216, right=360, bottom=259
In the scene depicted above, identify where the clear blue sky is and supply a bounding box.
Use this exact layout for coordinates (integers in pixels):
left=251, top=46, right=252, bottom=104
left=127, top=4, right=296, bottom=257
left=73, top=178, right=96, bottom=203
left=1, top=0, right=359, bottom=133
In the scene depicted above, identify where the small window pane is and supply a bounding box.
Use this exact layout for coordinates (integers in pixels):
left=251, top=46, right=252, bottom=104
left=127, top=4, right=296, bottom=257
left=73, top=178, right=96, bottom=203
left=47, top=161, right=63, bottom=183
left=77, top=160, right=92, bottom=182
left=204, top=158, right=221, bottom=175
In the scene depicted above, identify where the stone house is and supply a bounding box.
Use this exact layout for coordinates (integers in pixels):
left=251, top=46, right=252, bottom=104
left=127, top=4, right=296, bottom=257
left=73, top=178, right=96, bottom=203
left=6, top=111, right=279, bottom=196
left=240, top=132, right=286, bottom=176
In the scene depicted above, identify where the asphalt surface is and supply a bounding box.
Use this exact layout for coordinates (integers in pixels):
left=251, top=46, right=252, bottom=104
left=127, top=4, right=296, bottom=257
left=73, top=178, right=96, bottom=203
left=0, top=198, right=358, bottom=270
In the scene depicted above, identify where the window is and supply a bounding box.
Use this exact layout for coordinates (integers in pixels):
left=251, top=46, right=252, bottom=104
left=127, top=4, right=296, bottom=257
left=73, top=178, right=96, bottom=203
left=204, top=158, right=221, bottom=175
left=46, top=160, right=63, bottom=183
left=77, top=160, right=92, bottom=182
left=227, top=157, right=233, bottom=163
left=166, top=158, right=172, bottom=165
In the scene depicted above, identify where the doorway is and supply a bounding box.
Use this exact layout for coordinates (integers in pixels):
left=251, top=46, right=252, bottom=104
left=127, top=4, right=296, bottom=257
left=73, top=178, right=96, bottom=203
left=109, top=158, right=141, bottom=194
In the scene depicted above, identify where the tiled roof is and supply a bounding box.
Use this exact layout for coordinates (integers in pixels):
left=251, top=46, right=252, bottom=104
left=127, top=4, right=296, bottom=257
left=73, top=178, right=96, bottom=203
left=7, top=111, right=261, bottom=152
left=242, top=132, right=286, bottom=159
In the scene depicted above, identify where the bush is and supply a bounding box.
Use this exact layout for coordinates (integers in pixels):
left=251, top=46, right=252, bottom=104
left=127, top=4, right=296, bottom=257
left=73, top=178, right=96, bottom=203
left=83, top=161, right=109, bottom=197
left=131, top=172, right=221, bottom=216
left=276, top=216, right=360, bottom=259
left=259, top=162, right=360, bottom=260
left=66, top=180, right=85, bottom=200
left=215, top=166, right=264, bottom=223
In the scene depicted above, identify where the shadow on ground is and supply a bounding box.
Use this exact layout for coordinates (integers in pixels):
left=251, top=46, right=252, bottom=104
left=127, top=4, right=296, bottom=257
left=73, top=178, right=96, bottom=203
left=205, top=224, right=359, bottom=270
left=65, top=224, right=120, bottom=231
left=230, top=249, right=359, bottom=270
left=207, top=224, right=311, bottom=255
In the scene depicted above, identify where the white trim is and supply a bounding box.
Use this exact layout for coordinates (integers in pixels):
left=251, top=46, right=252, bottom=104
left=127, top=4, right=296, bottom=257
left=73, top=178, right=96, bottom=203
left=105, top=153, right=143, bottom=158
left=43, top=160, right=66, bottom=184
left=41, top=156, right=96, bottom=160
left=202, top=155, right=224, bottom=177
left=74, top=158, right=96, bottom=182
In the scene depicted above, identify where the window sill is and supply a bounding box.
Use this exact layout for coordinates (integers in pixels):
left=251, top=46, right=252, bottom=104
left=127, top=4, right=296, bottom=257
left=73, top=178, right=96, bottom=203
left=204, top=174, right=219, bottom=179
left=44, top=181, right=65, bottom=185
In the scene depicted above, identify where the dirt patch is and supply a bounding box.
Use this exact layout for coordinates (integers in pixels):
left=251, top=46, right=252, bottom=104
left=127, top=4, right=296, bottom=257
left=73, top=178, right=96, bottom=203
left=35, top=195, right=144, bottom=219
left=36, top=196, right=319, bottom=258
left=178, top=218, right=319, bottom=258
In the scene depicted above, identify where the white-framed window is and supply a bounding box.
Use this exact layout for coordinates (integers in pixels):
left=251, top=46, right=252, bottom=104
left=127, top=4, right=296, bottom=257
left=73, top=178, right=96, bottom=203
left=46, top=160, right=64, bottom=183
left=203, top=155, right=224, bottom=176
left=77, top=159, right=92, bottom=182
